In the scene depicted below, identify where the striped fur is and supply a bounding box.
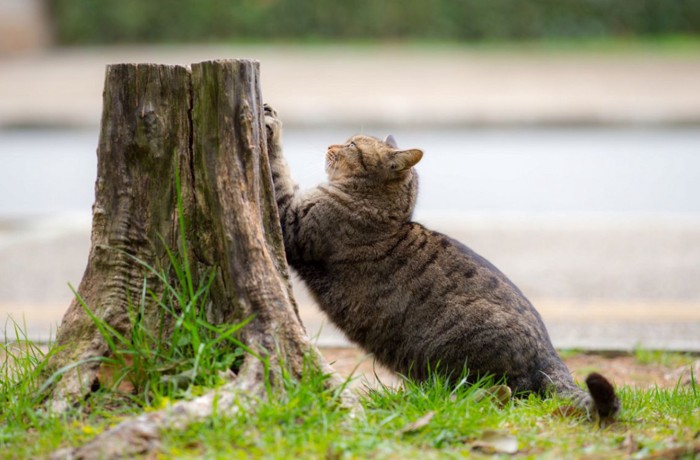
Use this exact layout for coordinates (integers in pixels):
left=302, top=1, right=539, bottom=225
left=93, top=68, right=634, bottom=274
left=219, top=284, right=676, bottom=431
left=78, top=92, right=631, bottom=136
left=264, top=105, right=619, bottom=419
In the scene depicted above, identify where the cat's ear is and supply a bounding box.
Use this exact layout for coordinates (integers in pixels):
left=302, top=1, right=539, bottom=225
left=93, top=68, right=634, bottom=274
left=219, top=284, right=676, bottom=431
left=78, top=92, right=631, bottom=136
left=392, top=149, right=423, bottom=170
left=384, top=134, right=398, bottom=149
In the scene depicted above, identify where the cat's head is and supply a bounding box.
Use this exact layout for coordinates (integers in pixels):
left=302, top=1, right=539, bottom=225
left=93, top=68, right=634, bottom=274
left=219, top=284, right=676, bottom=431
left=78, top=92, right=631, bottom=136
left=325, top=134, right=423, bottom=182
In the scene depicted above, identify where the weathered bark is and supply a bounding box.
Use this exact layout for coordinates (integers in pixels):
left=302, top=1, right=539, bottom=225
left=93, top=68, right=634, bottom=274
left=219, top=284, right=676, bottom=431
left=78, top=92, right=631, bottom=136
left=50, top=63, right=191, bottom=412
left=188, top=60, right=314, bottom=390
left=48, top=60, right=356, bottom=459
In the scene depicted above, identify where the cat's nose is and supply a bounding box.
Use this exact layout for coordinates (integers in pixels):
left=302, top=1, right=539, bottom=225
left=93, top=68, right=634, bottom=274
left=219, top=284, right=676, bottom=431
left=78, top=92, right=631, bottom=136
left=327, top=144, right=341, bottom=153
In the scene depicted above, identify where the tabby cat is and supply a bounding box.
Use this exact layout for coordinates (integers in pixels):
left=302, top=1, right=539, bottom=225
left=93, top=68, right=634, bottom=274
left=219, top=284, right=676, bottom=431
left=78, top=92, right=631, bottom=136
left=264, top=105, right=619, bottom=419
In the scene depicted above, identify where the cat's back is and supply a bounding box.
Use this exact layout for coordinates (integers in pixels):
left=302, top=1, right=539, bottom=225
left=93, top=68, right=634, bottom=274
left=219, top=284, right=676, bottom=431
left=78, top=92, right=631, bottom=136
left=320, top=221, right=529, bottom=308
left=299, top=221, right=555, bottom=376
left=299, top=219, right=532, bottom=316
left=296, top=220, right=557, bottom=384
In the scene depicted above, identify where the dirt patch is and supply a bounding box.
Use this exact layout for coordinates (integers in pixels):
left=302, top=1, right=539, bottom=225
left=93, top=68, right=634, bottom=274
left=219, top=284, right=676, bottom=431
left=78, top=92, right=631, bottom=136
left=321, top=347, right=400, bottom=388
left=564, top=353, right=681, bottom=389
left=320, top=347, right=696, bottom=390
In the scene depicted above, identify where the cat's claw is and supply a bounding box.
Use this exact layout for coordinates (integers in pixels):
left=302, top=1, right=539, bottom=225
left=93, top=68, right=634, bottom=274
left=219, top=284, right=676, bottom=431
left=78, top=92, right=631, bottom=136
left=264, top=103, right=282, bottom=146
left=264, top=103, right=277, bottom=118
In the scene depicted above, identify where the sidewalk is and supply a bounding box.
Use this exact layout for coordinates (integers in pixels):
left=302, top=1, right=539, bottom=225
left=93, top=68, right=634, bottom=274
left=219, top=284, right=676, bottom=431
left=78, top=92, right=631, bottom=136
left=1, top=44, right=700, bottom=128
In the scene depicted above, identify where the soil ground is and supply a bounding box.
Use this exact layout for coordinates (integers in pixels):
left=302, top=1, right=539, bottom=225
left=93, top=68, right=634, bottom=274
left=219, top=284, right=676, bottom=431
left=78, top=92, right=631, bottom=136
left=320, top=346, right=697, bottom=391
left=2, top=345, right=692, bottom=392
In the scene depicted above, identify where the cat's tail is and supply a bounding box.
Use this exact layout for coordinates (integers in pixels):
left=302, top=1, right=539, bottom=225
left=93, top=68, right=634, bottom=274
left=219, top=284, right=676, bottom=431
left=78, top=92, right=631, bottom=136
left=584, top=372, right=620, bottom=419
left=561, top=372, right=620, bottom=420
left=545, top=364, right=620, bottom=420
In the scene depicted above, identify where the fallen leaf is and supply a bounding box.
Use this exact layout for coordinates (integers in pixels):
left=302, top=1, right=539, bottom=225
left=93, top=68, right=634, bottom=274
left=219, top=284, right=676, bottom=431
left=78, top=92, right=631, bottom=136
left=489, top=385, right=512, bottom=407
left=622, top=432, right=639, bottom=455
left=551, top=404, right=586, bottom=418
left=471, top=430, right=518, bottom=454
left=473, top=385, right=512, bottom=408
left=400, top=411, right=435, bottom=434
left=96, top=355, right=136, bottom=394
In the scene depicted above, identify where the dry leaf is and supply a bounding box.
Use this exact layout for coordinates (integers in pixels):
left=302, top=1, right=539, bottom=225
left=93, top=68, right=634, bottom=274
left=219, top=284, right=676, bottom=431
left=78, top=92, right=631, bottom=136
left=488, top=385, right=512, bottom=407
left=473, top=385, right=512, bottom=408
left=622, top=432, right=639, bottom=455
left=551, top=404, right=586, bottom=418
left=471, top=430, right=518, bottom=454
left=96, top=355, right=136, bottom=394
left=400, top=411, right=435, bottom=434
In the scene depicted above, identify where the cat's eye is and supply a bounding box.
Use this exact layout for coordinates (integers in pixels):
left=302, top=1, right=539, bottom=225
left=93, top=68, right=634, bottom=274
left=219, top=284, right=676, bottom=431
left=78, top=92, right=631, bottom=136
left=348, top=141, right=356, bottom=148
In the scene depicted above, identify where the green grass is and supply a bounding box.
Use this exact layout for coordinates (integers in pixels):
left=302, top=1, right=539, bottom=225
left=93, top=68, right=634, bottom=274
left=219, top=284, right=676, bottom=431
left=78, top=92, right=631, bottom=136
left=634, top=347, right=698, bottom=369
left=68, top=249, right=255, bottom=407
left=3, top=329, right=700, bottom=459
left=132, top=369, right=700, bottom=459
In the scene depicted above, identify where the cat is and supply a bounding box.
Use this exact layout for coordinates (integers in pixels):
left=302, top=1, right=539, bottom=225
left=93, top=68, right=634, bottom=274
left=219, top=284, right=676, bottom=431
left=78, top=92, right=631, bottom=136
left=263, top=105, right=619, bottom=419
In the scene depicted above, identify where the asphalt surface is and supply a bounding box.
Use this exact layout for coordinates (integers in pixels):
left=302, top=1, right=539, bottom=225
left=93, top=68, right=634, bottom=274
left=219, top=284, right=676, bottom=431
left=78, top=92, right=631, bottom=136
left=1, top=45, right=699, bottom=350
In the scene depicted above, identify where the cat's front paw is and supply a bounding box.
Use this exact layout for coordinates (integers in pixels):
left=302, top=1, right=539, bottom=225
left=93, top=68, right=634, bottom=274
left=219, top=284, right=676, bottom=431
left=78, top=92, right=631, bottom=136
left=264, top=103, right=282, bottom=148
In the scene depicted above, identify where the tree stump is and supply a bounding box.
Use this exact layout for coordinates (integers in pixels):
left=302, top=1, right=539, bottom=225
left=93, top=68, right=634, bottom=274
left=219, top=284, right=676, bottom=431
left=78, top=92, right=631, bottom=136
left=48, top=60, right=355, bottom=459
left=49, top=63, right=191, bottom=412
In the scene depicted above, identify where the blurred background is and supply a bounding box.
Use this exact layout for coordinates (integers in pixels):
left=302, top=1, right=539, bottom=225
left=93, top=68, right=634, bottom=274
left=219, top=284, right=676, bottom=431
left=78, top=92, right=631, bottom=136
left=1, top=0, right=699, bottom=350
